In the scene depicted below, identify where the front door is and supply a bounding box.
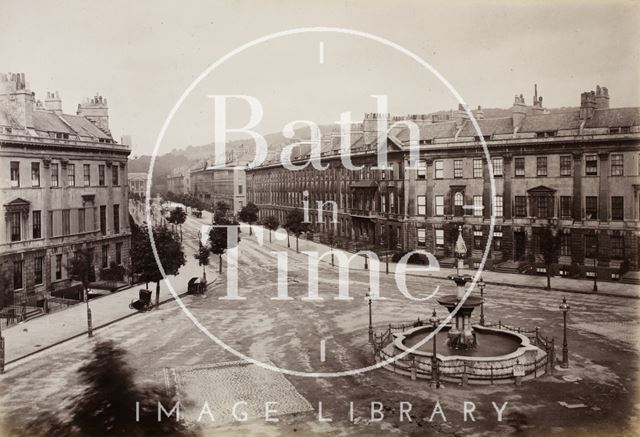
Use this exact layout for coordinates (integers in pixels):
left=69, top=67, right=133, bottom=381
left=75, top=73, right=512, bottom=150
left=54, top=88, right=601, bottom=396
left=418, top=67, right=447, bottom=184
left=514, top=231, right=526, bottom=261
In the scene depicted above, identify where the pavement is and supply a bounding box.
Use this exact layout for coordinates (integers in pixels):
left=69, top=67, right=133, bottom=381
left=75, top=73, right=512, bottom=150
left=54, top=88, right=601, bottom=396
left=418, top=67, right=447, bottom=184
left=1, top=217, right=638, bottom=436
left=243, top=223, right=640, bottom=299
left=2, top=203, right=219, bottom=365
left=3, top=215, right=635, bottom=366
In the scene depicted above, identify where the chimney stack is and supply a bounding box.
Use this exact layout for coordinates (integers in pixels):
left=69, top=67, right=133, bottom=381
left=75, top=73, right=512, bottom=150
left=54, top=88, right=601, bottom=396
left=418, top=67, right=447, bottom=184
left=512, top=93, right=527, bottom=129
left=531, top=84, right=544, bottom=115
left=44, top=91, right=62, bottom=115
left=580, top=90, right=597, bottom=120
left=595, top=85, right=610, bottom=110
left=77, top=93, right=110, bottom=134
left=0, top=72, right=35, bottom=129
left=454, top=103, right=469, bottom=128
left=362, top=112, right=389, bottom=147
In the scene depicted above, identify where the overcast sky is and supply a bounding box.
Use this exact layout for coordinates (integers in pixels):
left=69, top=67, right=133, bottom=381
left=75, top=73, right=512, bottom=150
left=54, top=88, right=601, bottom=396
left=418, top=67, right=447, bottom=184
left=2, top=0, right=639, bottom=156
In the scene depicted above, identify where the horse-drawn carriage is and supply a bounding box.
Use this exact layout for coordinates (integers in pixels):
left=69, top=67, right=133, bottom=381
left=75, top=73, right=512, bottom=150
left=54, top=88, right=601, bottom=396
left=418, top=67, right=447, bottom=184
left=129, top=289, right=153, bottom=311
left=187, top=277, right=207, bottom=295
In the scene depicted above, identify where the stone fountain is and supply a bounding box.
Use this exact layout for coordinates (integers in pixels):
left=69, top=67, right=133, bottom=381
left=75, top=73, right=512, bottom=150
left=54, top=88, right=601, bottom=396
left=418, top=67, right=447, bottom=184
left=437, top=226, right=482, bottom=350
left=377, top=226, right=548, bottom=384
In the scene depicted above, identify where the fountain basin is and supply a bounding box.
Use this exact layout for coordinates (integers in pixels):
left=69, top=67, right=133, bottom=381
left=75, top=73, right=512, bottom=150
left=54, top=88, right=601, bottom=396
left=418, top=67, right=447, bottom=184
left=381, top=325, right=546, bottom=384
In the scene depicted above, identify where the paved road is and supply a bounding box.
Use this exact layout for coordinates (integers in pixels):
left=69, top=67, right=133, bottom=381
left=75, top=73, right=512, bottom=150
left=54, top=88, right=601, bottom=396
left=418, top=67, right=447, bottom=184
left=0, top=215, right=638, bottom=436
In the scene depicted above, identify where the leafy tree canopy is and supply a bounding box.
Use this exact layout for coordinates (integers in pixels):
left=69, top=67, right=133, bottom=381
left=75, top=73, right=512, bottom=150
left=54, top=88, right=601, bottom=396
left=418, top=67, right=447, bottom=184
left=285, top=208, right=309, bottom=236
left=238, top=202, right=259, bottom=224
left=68, top=247, right=95, bottom=291
left=130, top=225, right=186, bottom=284
left=262, top=215, right=279, bottom=231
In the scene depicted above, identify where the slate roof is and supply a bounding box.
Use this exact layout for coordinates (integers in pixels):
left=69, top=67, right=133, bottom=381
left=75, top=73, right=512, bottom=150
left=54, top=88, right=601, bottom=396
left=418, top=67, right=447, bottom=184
left=519, top=111, right=581, bottom=132
left=586, top=107, right=640, bottom=128
left=0, top=108, right=112, bottom=141
left=32, top=110, right=75, bottom=134
left=60, top=114, right=111, bottom=139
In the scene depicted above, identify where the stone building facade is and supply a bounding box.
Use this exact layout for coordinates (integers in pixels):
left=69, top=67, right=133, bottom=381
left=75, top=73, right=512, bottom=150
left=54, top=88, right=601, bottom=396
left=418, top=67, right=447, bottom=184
left=0, top=73, right=131, bottom=306
left=190, top=162, right=246, bottom=213
left=167, top=166, right=191, bottom=195
left=246, top=86, right=640, bottom=279
left=128, top=172, right=149, bottom=198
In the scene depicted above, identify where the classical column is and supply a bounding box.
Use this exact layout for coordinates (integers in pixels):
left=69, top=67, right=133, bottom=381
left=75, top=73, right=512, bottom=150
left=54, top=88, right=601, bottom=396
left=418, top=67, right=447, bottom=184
left=598, top=152, right=609, bottom=221
left=503, top=154, right=513, bottom=219
left=483, top=156, right=491, bottom=220
left=426, top=159, right=434, bottom=217
left=633, top=185, right=640, bottom=221
left=404, top=159, right=412, bottom=218
left=42, top=158, right=51, bottom=241
left=572, top=152, right=583, bottom=221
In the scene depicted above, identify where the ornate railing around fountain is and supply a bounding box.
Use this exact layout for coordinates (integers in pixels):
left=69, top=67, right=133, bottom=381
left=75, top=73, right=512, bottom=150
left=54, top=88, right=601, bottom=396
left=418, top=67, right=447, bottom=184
left=372, top=319, right=556, bottom=385
left=372, top=320, right=422, bottom=352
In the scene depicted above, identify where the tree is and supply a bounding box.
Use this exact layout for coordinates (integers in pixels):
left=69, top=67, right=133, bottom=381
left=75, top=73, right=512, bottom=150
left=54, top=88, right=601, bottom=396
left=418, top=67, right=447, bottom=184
left=20, top=341, right=195, bottom=436
left=239, top=202, right=259, bottom=236
left=67, top=247, right=96, bottom=336
left=327, top=229, right=336, bottom=267
left=194, top=236, right=210, bottom=282
left=168, top=207, right=187, bottom=241
left=262, top=215, right=279, bottom=243
left=68, top=247, right=95, bottom=302
left=213, top=201, right=230, bottom=222
left=538, top=226, right=561, bottom=289
left=285, top=208, right=309, bottom=253
left=130, top=225, right=186, bottom=308
left=0, top=261, right=14, bottom=311
left=208, top=203, right=239, bottom=274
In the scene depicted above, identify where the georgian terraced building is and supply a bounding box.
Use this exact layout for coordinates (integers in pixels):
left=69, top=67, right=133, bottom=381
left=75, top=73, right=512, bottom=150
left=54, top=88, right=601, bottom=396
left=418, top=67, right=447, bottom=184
left=0, top=73, right=131, bottom=306
left=191, top=161, right=247, bottom=213
left=247, top=85, right=640, bottom=279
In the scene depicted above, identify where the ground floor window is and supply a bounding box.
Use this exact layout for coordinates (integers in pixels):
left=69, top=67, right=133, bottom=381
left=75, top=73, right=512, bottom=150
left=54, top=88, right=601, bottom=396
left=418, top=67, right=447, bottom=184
left=493, top=230, right=502, bottom=251
left=610, top=235, right=624, bottom=259
left=435, top=229, right=444, bottom=248
left=585, top=235, right=597, bottom=258
left=13, top=260, right=23, bottom=290
left=34, top=256, right=44, bottom=285
left=55, top=254, right=62, bottom=280
left=560, top=196, right=572, bottom=218
left=473, top=195, right=483, bottom=217
left=102, top=245, right=109, bottom=268
left=560, top=234, right=571, bottom=256
left=473, top=230, right=483, bottom=249
left=417, top=229, right=426, bottom=247
left=116, top=242, right=123, bottom=265
left=515, top=196, right=527, bottom=217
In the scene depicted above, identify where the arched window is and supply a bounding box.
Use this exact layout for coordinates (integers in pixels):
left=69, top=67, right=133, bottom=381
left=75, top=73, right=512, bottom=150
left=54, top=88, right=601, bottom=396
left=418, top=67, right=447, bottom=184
left=454, top=192, right=464, bottom=216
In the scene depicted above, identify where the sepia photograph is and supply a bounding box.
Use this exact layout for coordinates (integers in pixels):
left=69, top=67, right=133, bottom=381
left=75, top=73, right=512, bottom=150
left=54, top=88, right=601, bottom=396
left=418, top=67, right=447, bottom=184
left=0, top=1, right=639, bottom=436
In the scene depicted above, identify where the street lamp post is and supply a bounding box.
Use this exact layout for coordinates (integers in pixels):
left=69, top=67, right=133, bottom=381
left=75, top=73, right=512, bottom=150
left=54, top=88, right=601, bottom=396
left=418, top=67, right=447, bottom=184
left=592, top=239, right=599, bottom=292
left=429, top=309, right=440, bottom=388
left=330, top=242, right=334, bottom=267
left=366, top=290, right=373, bottom=343
left=84, top=288, right=93, bottom=338
left=478, top=277, right=486, bottom=326
left=559, top=297, right=570, bottom=368
left=0, top=319, right=5, bottom=374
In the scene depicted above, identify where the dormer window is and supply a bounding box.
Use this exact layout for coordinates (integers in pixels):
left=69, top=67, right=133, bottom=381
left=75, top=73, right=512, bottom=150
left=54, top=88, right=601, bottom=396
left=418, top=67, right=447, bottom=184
left=55, top=132, right=69, bottom=139
left=474, top=135, right=491, bottom=142
left=419, top=139, right=432, bottom=145
left=609, top=127, right=620, bottom=134
left=621, top=126, right=631, bottom=134
left=536, top=131, right=556, bottom=138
